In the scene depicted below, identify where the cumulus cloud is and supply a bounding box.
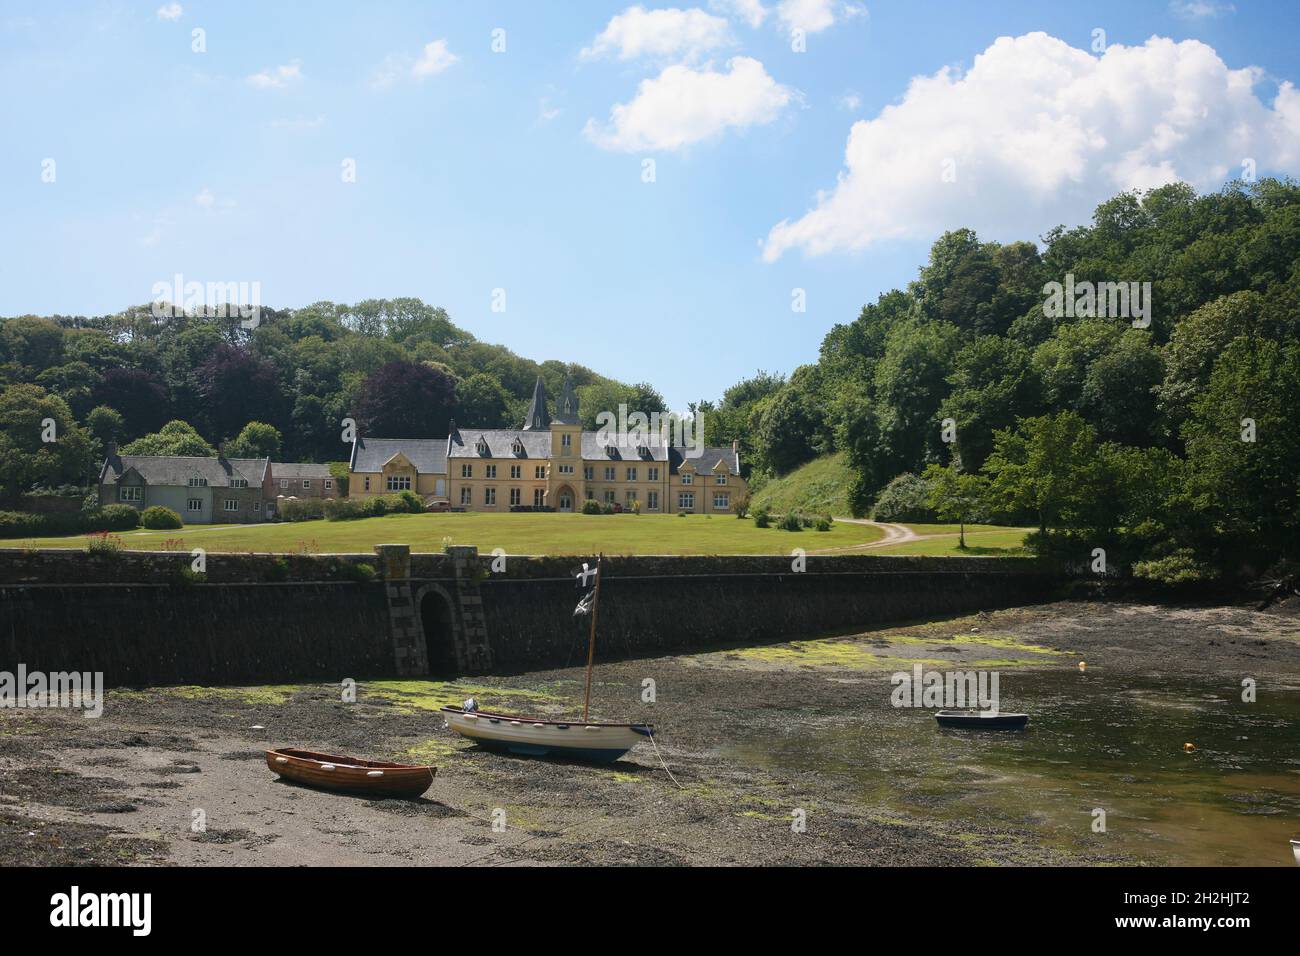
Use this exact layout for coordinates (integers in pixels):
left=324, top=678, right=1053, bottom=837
left=582, top=6, right=733, bottom=61
left=156, top=3, right=182, bottom=21
left=412, top=39, right=457, bottom=78
left=762, top=32, right=1300, bottom=261
left=247, top=60, right=302, bottom=89
left=710, top=0, right=768, bottom=29
left=775, top=0, right=864, bottom=34
left=372, top=39, right=457, bottom=88
left=585, top=55, right=795, bottom=152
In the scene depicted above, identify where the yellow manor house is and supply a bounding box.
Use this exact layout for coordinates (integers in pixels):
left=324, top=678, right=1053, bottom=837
left=348, top=377, right=745, bottom=514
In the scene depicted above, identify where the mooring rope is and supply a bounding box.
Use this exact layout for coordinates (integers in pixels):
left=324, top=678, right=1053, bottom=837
left=646, top=731, right=682, bottom=790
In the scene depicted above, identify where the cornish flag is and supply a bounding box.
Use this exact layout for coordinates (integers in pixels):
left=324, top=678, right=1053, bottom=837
left=573, top=562, right=598, bottom=617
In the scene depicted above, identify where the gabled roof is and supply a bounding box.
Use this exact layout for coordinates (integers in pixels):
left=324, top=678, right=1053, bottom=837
left=669, top=446, right=741, bottom=476
left=100, top=455, right=269, bottom=487
left=349, top=437, right=448, bottom=474
left=447, top=429, right=551, bottom=459
left=271, top=462, right=333, bottom=480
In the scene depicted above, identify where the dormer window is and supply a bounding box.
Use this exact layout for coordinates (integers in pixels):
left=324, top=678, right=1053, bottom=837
left=512, top=438, right=524, bottom=456
left=606, top=445, right=617, bottom=457
left=636, top=445, right=649, bottom=458
left=230, top=478, right=248, bottom=488
left=476, top=437, right=489, bottom=456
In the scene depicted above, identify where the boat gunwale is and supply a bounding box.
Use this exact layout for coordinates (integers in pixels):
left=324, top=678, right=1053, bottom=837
left=440, top=705, right=653, bottom=733
left=267, top=748, right=436, bottom=773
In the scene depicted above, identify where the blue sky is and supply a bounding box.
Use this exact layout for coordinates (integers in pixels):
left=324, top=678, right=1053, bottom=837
left=2, top=1, right=1298, bottom=410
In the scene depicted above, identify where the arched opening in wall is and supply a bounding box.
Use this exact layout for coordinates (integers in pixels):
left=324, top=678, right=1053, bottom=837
left=420, top=590, right=458, bottom=678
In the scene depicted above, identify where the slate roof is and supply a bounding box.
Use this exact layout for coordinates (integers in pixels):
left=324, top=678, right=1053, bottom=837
left=99, top=455, right=269, bottom=487
left=271, top=462, right=334, bottom=480
left=579, top=433, right=670, bottom=462
left=349, top=437, right=448, bottom=474
left=521, top=376, right=551, bottom=431
left=670, top=446, right=741, bottom=476
left=448, top=429, right=551, bottom=459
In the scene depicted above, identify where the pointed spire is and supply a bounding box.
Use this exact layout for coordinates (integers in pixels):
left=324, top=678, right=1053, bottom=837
left=522, top=375, right=551, bottom=430
left=554, top=376, right=580, bottom=425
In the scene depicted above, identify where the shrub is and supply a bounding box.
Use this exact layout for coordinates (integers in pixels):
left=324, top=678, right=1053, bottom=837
left=323, top=497, right=369, bottom=521
left=581, top=499, right=603, bottom=515
left=397, top=490, right=424, bottom=513
left=1132, top=549, right=1217, bottom=585
left=335, top=560, right=377, bottom=583
left=677, top=510, right=688, bottom=517
left=0, top=505, right=141, bottom=538
left=279, top=497, right=325, bottom=522
left=777, top=512, right=804, bottom=532
left=871, top=473, right=938, bottom=523
left=94, top=505, right=143, bottom=532
left=732, top=493, right=751, bottom=518
left=602, top=502, right=616, bottom=515
left=754, top=508, right=772, bottom=528
left=815, top=516, right=833, bottom=532
left=86, top=532, right=124, bottom=555
left=140, top=505, right=183, bottom=530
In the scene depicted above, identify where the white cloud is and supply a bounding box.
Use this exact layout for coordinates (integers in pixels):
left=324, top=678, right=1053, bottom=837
left=156, top=3, right=182, bottom=22
left=762, top=32, right=1300, bottom=261
left=777, top=0, right=833, bottom=33
left=371, top=39, right=457, bottom=89
left=247, top=60, right=302, bottom=89
left=194, top=187, right=214, bottom=208
left=412, top=39, right=458, bottom=78
left=837, top=90, right=861, bottom=111
left=710, top=0, right=768, bottom=30
left=1169, top=1, right=1235, bottom=19
left=585, top=55, right=795, bottom=152
left=583, top=6, right=733, bottom=61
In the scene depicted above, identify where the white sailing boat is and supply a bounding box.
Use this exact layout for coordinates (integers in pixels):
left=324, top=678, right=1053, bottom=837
left=441, top=554, right=654, bottom=762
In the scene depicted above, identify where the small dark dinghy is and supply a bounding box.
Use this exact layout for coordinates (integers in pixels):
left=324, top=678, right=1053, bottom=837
left=935, top=710, right=1029, bottom=730
left=266, top=748, right=435, bottom=798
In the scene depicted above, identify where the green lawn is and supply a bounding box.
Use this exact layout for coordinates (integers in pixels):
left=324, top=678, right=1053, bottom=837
left=874, top=528, right=1033, bottom=556
left=0, top=511, right=886, bottom=556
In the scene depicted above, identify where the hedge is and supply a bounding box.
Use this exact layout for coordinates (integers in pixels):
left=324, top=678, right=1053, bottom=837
left=0, top=504, right=141, bottom=538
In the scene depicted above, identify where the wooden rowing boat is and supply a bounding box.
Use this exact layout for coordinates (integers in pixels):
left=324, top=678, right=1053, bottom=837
left=440, top=706, right=653, bottom=763
left=935, top=710, right=1030, bottom=730
left=265, top=748, right=435, bottom=798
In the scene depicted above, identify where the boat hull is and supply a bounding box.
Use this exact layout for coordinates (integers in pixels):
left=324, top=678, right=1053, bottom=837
left=935, top=711, right=1029, bottom=730
left=265, top=748, right=435, bottom=798
left=441, top=707, right=652, bottom=763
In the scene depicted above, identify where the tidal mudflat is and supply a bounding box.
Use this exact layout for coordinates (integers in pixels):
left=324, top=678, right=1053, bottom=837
left=3, top=600, right=1297, bottom=866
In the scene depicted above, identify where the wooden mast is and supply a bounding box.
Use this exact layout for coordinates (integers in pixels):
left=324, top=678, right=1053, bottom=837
left=581, top=552, right=603, bottom=722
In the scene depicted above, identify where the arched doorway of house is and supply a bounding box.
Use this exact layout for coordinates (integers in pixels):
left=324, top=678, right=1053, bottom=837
left=556, top=484, right=576, bottom=512
left=419, top=589, right=458, bottom=678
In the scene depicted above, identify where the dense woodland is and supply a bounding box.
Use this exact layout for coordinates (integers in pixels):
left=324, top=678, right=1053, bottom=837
left=0, top=297, right=664, bottom=494
left=695, top=179, right=1300, bottom=582
left=3, top=179, right=1297, bottom=581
